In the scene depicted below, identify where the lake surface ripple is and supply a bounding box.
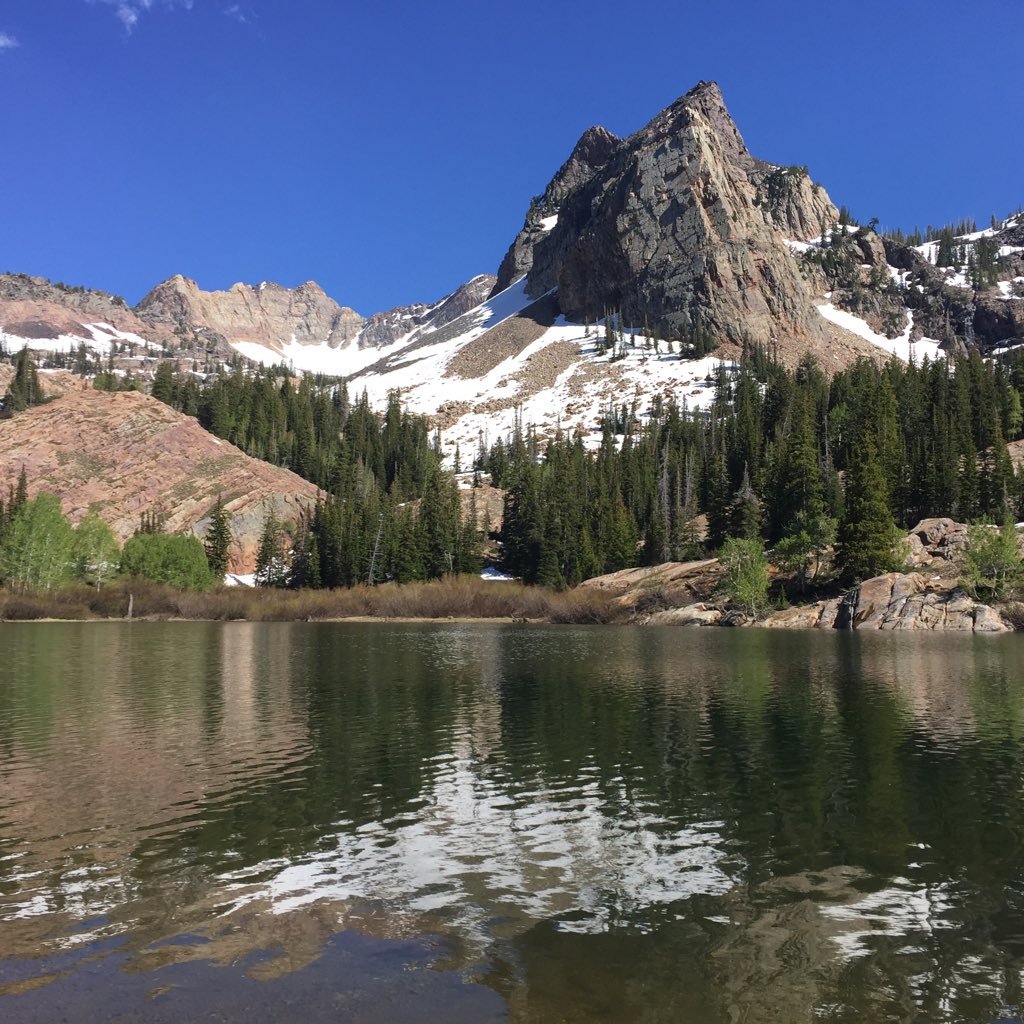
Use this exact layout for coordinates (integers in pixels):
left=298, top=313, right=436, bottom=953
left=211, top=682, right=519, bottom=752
left=2, top=622, right=1024, bottom=1022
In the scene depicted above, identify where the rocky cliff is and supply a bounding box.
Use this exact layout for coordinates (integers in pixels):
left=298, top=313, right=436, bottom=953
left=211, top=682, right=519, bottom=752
left=0, top=274, right=169, bottom=347
left=879, top=214, right=1024, bottom=353
left=356, top=275, right=496, bottom=349
left=497, top=81, right=839, bottom=353
left=136, top=275, right=365, bottom=351
left=0, top=388, right=318, bottom=573
left=494, top=126, right=621, bottom=293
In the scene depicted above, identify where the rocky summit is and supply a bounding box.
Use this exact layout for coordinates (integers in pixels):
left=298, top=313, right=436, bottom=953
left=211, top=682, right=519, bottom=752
left=136, top=275, right=365, bottom=352
left=499, top=81, right=838, bottom=352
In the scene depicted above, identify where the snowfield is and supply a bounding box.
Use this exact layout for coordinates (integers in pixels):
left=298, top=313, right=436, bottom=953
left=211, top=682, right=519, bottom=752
left=816, top=305, right=942, bottom=362
left=0, top=320, right=155, bottom=358
left=343, top=278, right=730, bottom=464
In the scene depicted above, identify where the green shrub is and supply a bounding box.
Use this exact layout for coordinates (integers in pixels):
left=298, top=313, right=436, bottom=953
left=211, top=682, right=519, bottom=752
left=120, top=534, right=215, bottom=591
left=719, top=537, right=770, bottom=619
left=961, top=520, right=1023, bottom=601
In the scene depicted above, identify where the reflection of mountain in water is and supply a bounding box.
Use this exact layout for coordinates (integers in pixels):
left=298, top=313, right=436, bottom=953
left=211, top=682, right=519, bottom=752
left=2, top=624, right=1024, bottom=1022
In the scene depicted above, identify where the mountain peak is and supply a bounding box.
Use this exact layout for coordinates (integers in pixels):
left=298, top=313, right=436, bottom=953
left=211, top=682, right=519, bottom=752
left=653, top=80, right=753, bottom=172
left=567, top=125, right=620, bottom=165
left=497, top=80, right=837, bottom=349
left=492, top=125, right=621, bottom=292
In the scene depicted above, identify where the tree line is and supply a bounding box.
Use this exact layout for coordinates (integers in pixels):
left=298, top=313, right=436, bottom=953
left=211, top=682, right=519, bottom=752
left=485, top=349, right=1024, bottom=589
left=6, top=346, right=1024, bottom=600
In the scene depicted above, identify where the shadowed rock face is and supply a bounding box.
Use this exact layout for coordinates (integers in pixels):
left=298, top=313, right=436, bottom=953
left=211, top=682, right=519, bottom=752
left=493, top=126, right=622, bottom=293
left=0, top=388, right=318, bottom=573
left=356, top=275, right=496, bottom=349
left=495, top=81, right=838, bottom=350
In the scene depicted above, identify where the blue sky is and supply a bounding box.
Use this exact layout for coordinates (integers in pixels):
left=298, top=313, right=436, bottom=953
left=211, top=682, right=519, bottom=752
left=2, top=0, right=1021, bottom=315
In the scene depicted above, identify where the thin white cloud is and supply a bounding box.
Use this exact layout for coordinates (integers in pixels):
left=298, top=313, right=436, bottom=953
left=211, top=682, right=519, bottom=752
left=0, top=31, right=19, bottom=50
left=223, top=4, right=249, bottom=24
left=90, top=0, right=196, bottom=34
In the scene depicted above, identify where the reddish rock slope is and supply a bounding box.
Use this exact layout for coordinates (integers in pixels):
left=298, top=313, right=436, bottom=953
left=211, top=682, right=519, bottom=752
left=0, top=389, right=318, bottom=572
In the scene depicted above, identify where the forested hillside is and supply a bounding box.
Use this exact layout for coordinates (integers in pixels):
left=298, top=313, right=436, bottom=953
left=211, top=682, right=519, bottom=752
left=143, top=346, right=1024, bottom=592
left=489, top=350, right=1024, bottom=587
left=148, top=363, right=481, bottom=586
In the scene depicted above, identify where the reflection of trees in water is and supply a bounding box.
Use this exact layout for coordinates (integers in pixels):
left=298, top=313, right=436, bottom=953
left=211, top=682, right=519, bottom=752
left=4, top=625, right=1024, bottom=1021
left=477, top=629, right=1024, bottom=1022
left=0, top=623, right=313, bottom=957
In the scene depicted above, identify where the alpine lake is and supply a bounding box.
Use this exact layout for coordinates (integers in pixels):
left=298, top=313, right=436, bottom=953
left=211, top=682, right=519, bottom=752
left=2, top=621, right=1024, bottom=1023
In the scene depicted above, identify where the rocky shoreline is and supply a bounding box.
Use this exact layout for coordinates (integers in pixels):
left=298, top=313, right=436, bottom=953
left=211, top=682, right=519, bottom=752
left=583, top=518, right=1021, bottom=634
left=645, top=572, right=1011, bottom=633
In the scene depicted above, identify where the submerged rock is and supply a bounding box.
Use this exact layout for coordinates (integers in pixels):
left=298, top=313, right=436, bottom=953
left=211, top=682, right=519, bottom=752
left=646, top=603, right=722, bottom=626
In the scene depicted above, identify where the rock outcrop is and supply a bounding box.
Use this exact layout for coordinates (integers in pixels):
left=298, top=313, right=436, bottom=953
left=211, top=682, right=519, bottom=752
left=580, top=541, right=1010, bottom=632
left=880, top=214, right=1024, bottom=354
left=356, top=275, right=496, bottom=349
left=500, top=81, right=839, bottom=353
left=763, top=573, right=1009, bottom=633
left=905, top=517, right=971, bottom=567
left=0, top=273, right=169, bottom=346
left=0, top=389, right=318, bottom=573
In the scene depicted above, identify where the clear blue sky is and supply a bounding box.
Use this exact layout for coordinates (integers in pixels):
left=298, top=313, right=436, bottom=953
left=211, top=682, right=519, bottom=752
left=2, top=0, right=1021, bottom=315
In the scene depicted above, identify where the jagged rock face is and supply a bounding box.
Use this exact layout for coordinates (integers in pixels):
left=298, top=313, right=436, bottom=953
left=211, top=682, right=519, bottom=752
left=750, top=165, right=837, bottom=241
left=520, top=81, right=837, bottom=347
left=134, top=273, right=498, bottom=359
left=905, top=517, right=971, bottom=567
left=975, top=290, right=1024, bottom=346
left=0, top=388, right=318, bottom=573
left=0, top=274, right=167, bottom=344
left=761, top=573, right=1009, bottom=632
left=494, top=126, right=621, bottom=293
left=882, top=218, right=1024, bottom=352
left=357, top=275, right=496, bottom=349
left=136, top=275, right=365, bottom=351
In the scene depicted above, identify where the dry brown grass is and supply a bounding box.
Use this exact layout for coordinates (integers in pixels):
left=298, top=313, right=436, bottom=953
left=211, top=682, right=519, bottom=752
left=0, top=576, right=627, bottom=625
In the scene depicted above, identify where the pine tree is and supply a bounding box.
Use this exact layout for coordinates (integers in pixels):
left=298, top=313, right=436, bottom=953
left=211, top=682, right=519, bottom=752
left=204, top=496, right=232, bottom=579
left=729, top=464, right=762, bottom=540
left=255, top=509, right=287, bottom=587
left=3, top=349, right=44, bottom=412
left=835, top=436, right=903, bottom=583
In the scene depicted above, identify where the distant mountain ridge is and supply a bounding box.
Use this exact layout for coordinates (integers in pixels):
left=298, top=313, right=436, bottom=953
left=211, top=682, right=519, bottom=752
left=0, top=270, right=498, bottom=374
left=1, top=80, right=1021, bottom=441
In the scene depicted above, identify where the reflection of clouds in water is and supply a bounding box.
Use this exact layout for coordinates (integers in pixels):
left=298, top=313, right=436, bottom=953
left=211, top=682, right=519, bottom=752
left=821, top=876, right=958, bottom=959
left=223, top=732, right=732, bottom=950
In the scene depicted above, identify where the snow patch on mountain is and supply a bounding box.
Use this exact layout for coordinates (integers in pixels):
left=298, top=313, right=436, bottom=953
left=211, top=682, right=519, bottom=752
left=816, top=305, right=941, bottom=362
left=344, top=279, right=735, bottom=465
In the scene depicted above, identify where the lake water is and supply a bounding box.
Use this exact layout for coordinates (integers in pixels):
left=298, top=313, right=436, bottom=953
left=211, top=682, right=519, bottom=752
left=2, top=622, right=1024, bottom=1022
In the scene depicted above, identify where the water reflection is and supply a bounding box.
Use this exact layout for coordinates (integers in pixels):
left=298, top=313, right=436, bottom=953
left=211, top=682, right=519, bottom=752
left=1, top=623, right=1023, bottom=1022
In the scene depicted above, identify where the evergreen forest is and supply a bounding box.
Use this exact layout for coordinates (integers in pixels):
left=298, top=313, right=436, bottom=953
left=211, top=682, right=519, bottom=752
left=142, top=347, right=1024, bottom=591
